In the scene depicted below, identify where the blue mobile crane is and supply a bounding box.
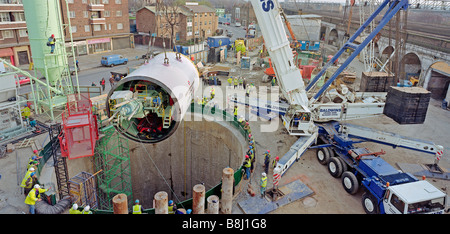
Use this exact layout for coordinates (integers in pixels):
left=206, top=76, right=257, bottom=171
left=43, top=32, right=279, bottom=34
left=314, top=121, right=446, bottom=214
left=247, top=0, right=448, bottom=214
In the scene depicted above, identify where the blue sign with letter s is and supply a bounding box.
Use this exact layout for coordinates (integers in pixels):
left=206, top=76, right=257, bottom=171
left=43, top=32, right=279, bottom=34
left=260, top=0, right=275, bottom=12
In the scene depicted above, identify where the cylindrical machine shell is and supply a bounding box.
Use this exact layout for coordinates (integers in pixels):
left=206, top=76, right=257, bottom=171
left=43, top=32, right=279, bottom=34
left=125, top=52, right=199, bottom=122
left=107, top=52, right=199, bottom=143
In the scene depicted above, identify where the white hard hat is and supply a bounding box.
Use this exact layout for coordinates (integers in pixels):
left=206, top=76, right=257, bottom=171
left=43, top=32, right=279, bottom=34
left=72, top=204, right=78, bottom=210
left=84, top=205, right=90, bottom=211
left=29, top=168, right=35, bottom=171
left=262, top=172, right=266, bottom=177
left=34, top=184, right=40, bottom=189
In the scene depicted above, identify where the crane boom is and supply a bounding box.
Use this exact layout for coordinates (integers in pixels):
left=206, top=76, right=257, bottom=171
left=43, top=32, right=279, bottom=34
left=250, top=0, right=308, bottom=109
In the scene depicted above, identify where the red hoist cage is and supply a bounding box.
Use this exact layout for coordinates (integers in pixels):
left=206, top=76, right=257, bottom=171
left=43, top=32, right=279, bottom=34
left=59, top=94, right=99, bottom=160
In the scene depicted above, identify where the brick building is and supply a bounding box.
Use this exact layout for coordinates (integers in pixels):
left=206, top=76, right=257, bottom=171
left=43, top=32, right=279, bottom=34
left=60, top=0, right=133, bottom=56
left=0, top=0, right=31, bottom=66
left=136, top=2, right=218, bottom=44
left=0, top=0, right=133, bottom=66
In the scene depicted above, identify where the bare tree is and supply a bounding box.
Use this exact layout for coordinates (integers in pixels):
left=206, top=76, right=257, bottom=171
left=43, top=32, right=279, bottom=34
left=160, top=0, right=183, bottom=50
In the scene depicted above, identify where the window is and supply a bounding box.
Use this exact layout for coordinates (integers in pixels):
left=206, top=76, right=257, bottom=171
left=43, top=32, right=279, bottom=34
left=117, top=23, right=123, bottom=30
left=82, top=0, right=87, bottom=3
left=67, top=0, right=74, bottom=3
left=70, top=26, right=77, bottom=33
left=108, top=24, right=111, bottom=30
left=0, top=12, right=11, bottom=22
left=187, top=17, right=192, bottom=23
left=13, top=12, right=25, bottom=21
left=0, top=30, right=12, bottom=39
left=85, top=25, right=90, bottom=32
left=91, top=12, right=99, bottom=18
left=102, top=0, right=109, bottom=3
left=115, top=0, right=121, bottom=4
left=104, top=11, right=110, bottom=17
left=69, top=11, right=75, bottom=18
left=83, top=11, right=89, bottom=18
left=18, top=29, right=27, bottom=37
left=93, top=24, right=101, bottom=31
left=116, top=10, right=122, bottom=17
left=390, top=194, right=405, bottom=213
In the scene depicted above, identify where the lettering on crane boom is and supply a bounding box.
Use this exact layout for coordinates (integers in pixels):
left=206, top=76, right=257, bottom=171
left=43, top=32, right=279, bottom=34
left=319, top=107, right=342, bottom=118
left=260, top=0, right=275, bottom=12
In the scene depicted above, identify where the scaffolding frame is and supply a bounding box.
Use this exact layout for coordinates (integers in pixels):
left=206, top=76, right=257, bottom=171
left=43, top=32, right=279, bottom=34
left=93, top=125, right=133, bottom=211
left=68, top=171, right=98, bottom=208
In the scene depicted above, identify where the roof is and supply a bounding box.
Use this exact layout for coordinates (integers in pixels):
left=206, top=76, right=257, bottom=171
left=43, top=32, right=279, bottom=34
left=138, top=6, right=192, bottom=16
left=182, top=4, right=215, bottom=13
left=390, top=180, right=446, bottom=204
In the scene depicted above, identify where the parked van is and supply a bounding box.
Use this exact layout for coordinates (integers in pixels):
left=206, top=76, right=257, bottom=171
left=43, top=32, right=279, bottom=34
left=101, top=54, right=128, bottom=67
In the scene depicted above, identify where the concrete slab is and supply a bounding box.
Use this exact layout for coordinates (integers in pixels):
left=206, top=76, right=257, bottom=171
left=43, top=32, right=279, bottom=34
left=397, top=163, right=450, bottom=180
left=237, top=179, right=314, bottom=214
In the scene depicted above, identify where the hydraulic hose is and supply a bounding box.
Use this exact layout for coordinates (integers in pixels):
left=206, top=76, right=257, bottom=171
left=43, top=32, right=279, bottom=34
left=35, top=196, right=72, bottom=214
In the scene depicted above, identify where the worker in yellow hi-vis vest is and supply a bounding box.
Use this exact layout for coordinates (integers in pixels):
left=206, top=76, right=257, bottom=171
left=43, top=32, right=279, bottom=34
left=260, top=172, right=267, bottom=198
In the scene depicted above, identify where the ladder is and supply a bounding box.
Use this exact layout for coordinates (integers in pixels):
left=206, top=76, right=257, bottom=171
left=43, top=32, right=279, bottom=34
left=163, top=107, right=172, bottom=129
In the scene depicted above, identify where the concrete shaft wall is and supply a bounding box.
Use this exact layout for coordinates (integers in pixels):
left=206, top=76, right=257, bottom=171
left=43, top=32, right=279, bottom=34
left=129, top=116, right=245, bottom=207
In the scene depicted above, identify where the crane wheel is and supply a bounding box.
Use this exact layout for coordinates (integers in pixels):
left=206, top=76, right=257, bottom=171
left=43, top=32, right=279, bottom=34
left=342, top=171, right=359, bottom=194
left=328, top=157, right=343, bottom=178
left=316, top=148, right=330, bottom=165
left=362, top=192, right=379, bottom=214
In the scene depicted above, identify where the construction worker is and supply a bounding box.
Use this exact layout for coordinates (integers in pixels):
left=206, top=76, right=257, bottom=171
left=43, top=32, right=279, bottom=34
left=233, top=77, right=238, bottom=89
left=21, top=104, right=31, bottom=119
left=69, top=204, right=82, bottom=214
left=27, top=150, right=42, bottom=170
left=248, top=134, right=254, bottom=142
left=272, top=156, right=280, bottom=169
left=260, top=172, right=268, bottom=198
left=210, top=87, right=215, bottom=99
left=47, top=34, right=56, bottom=54
left=213, top=74, right=217, bottom=86
left=208, top=74, right=213, bottom=86
left=238, top=77, right=243, bottom=89
left=243, top=78, right=247, bottom=90
left=168, top=200, right=177, bottom=214
left=238, top=115, right=245, bottom=126
left=245, top=85, right=251, bottom=97
left=23, top=171, right=37, bottom=196
left=233, top=106, right=238, bottom=119
left=264, top=150, right=271, bottom=174
left=248, top=146, right=255, bottom=173
left=271, top=77, right=276, bottom=86
left=82, top=205, right=92, bottom=214
left=243, top=121, right=251, bottom=133
left=133, top=199, right=143, bottom=214
left=20, top=167, right=35, bottom=190
left=243, top=155, right=251, bottom=180
left=24, top=184, right=48, bottom=214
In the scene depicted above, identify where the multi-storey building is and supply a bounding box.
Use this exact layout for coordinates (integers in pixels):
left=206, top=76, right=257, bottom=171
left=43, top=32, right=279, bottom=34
left=60, top=0, right=133, bottom=56
left=136, top=2, right=217, bottom=44
left=0, top=0, right=31, bottom=66
left=0, top=0, right=133, bottom=66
